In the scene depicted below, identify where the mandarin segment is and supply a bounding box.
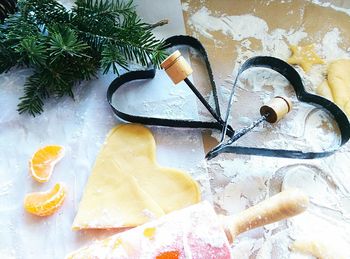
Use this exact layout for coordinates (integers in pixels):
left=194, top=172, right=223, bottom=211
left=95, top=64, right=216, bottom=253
left=29, top=145, right=65, bottom=183
left=24, top=183, right=66, bottom=216
left=156, top=251, right=180, bottom=259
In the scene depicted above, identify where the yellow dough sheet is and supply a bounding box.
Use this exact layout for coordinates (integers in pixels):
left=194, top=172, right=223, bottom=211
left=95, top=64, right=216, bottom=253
left=317, top=59, right=350, bottom=117
left=72, top=124, right=201, bottom=230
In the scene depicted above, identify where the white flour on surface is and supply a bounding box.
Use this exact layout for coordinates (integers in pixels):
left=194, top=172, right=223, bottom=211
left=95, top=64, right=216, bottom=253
left=0, top=1, right=212, bottom=258
left=188, top=5, right=347, bottom=152
left=189, top=8, right=269, bottom=42
left=186, top=2, right=350, bottom=258
left=321, top=28, right=350, bottom=60
left=309, top=0, right=350, bottom=16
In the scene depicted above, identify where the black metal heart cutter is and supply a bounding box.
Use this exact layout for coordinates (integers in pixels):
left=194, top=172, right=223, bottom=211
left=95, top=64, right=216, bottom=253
left=107, top=35, right=350, bottom=160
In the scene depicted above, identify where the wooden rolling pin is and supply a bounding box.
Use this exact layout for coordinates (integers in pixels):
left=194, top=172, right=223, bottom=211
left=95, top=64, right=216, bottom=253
left=223, top=188, right=308, bottom=243
left=68, top=189, right=309, bottom=258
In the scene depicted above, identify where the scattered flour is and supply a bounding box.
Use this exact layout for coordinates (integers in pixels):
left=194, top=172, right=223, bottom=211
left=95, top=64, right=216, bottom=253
left=188, top=6, right=307, bottom=59
left=181, top=1, right=189, bottom=12
left=321, top=28, right=350, bottom=60
left=188, top=4, right=348, bottom=151
left=189, top=7, right=269, bottom=41
left=309, top=0, right=350, bottom=16
left=187, top=3, right=350, bottom=259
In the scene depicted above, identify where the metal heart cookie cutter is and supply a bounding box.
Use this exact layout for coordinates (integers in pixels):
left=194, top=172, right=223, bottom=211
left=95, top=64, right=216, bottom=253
left=107, top=35, right=350, bottom=160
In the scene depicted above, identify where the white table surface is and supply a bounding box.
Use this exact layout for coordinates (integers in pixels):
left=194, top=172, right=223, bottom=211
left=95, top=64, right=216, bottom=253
left=0, top=1, right=212, bottom=258
left=2, top=1, right=350, bottom=258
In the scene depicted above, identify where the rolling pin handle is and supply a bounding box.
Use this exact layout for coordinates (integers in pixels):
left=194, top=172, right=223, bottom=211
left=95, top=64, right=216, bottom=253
left=161, top=50, right=193, bottom=84
left=221, top=189, right=309, bottom=244
left=260, top=96, right=292, bottom=123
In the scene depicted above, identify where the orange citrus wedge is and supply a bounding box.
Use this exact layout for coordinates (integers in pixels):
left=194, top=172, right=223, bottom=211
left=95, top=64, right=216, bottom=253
left=24, top=183, right=66, bottom=216
left=29, top=145, right=65, bottom=182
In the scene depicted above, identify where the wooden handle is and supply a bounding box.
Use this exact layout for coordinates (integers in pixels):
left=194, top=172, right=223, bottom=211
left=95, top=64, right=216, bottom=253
left=260, top=96, right=292, bottom=123
left=222, top=189, right=309, bottom=243
left=161, top=50, right=193, bottom=84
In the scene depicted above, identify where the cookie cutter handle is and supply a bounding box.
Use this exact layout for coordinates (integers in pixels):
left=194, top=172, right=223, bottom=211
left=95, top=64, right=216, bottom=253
left=161, top=50, right=234, bottom=135
left=260, top=96, right=292, bottom=123
left=161, top=50, right=193, bottom=84
left=206, top=96, right=293, bottom=160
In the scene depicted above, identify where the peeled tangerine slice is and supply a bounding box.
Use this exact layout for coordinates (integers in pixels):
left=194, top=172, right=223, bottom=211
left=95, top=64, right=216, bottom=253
left=24, top=183, right=66, bottom=216
left=29, top=145, right=65, bottom=183
left=72, top=124, right=200, bottom=230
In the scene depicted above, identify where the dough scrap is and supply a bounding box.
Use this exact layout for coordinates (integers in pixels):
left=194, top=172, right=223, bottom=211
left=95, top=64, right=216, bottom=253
left=317, top=80, right=334, bottom=102
left=316, top=59, right=350, bottom=117
left=291, top=239, right=346, bottom=259
left=288, top=44, right=324, bottom=72
left=72, top=124, right=200, bottom=230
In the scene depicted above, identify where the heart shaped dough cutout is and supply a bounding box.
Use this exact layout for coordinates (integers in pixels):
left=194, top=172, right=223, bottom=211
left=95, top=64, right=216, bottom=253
left=72, top=124, right=201, bottom=230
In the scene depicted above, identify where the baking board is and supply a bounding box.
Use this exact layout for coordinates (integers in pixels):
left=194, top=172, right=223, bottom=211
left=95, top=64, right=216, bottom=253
left=181, top=0, right=350, bottom=257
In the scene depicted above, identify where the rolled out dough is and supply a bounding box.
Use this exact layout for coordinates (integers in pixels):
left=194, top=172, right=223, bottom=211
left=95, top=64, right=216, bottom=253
left=72, top=124, right=201, bottom=230
left=317, top=59, right=350, bottom=117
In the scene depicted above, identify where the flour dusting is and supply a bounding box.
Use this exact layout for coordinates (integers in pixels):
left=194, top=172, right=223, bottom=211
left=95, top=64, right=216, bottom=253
left=321, top=28, right=350, bottom=60
left=189, top=7, right=269, bottom=42
left=309, top=0, right=350, bottom=16
left=187, top=2, right=350, bottom=258
left=188, top=5, right=347, bottom=152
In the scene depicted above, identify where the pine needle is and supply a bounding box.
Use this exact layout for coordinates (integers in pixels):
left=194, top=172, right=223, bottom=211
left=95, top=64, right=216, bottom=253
left=1, top=0, right=167, bottom=116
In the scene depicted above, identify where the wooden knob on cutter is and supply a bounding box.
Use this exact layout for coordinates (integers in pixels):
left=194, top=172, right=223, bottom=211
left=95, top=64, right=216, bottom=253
left=161, top=50, right=193, bottom=84
left=260, top=96, right=292, bottom=123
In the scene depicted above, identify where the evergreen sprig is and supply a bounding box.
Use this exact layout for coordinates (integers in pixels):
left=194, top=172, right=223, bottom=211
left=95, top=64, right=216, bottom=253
left=0, top=0, right=167, bottom=116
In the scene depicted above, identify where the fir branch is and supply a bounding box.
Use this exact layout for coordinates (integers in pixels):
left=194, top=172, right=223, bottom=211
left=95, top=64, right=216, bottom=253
left=15, top=36, right=47, bottom=66
left=48, top=25, right=90, bottom=63
left=72, top=0, right=133, bottom=21
left=1, top=0, right=168, bottom=116
left=76, top=12, right=166, bottom=66
left=1, top=13, right=40, bottom=48
left=0, top=46, right=18, bottom=73
left=17, top=71, right=49, bottom=116
left=71, top=0, right=167, bottom=66
left=100, top=43, right=128, bottom=74
left=0, top=0, right=17, bottom=22
left=148, top=19, right=169, bottom=30
left=19, top=0, right=69, bottom=25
